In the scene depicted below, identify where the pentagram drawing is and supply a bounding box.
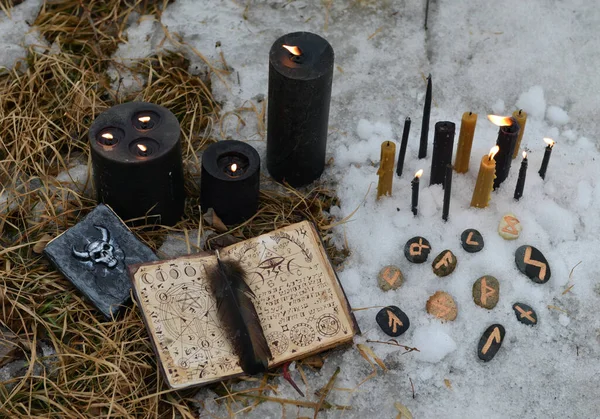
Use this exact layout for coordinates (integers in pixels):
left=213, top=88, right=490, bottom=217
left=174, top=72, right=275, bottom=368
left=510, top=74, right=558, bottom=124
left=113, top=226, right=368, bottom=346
left=155, top=281, right=238, bottom=374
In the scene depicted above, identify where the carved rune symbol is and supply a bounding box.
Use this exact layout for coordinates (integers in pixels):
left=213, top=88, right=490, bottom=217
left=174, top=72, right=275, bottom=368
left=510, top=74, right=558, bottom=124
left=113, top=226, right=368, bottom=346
left=515, top=305, right=536, bottom=323
left=382, top=267, right=400, bottom=286
left=501, top=215, right=520, bottom=235
left=480, top=278, right=496, bottom=305
left=482, top=327, right=502, bottom=355
left=409, top=239, right=430, bottom=256
left=387, top=310, right=403, bottom=334
left=435, top=251, right=453, bottom=270
left=466, top=232, right=479, bottom=245
left=523, top=246, right=547, bottom=280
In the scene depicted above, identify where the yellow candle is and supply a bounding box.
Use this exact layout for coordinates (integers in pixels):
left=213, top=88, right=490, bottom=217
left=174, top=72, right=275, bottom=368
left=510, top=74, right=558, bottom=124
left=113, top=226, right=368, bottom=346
left=454, top=112, right=478, bottom=173
left=512, top=109, right=527, bottom=159
left=377, top=141, right=396, bottom=199
left=470, top=146, right=499, bottom=208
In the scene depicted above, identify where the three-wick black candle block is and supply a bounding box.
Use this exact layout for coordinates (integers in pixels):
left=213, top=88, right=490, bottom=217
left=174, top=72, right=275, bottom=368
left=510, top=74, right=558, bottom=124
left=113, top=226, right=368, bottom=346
left=267, top=32, right=334, bottom=187
left=430, top=121, right=455, bottom=186
left=492, top=117, right=520, bottom=190
left=89, top=102, right=185, bottom=226
left=200, top=140, right=260, bottom=225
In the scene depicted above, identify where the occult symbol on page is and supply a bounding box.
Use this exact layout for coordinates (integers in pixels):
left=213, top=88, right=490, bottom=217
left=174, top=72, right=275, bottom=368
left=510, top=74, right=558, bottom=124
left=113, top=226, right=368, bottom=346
left=317, top=314, right=341, bottom=337
left=266, top=331, right=290, bottom=356
left=290, top=323, right=316, bottom=347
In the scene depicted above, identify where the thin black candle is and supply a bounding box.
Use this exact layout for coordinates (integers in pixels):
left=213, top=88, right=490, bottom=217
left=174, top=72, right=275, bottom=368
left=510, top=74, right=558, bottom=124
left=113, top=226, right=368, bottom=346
left=488, top=115, right=520, bottom=190
left=396, top=117, right=411, bottom=177
left=514, top=151, right=528, bottom=200
left=411, top=169, right=423, bottom=216
left=538, top=138, right=555, bottom=180
left=267, top=32, right=334, bottom=187
left=430, top=121, right=455, bottom=186
left=418, top=74, right=432, bottom=159
left=442, top=164, right=452, bottom=221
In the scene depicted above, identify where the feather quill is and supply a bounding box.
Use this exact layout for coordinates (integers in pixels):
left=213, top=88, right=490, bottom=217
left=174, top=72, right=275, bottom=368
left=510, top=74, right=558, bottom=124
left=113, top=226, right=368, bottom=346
left=207, top=253, right=272, bottom=375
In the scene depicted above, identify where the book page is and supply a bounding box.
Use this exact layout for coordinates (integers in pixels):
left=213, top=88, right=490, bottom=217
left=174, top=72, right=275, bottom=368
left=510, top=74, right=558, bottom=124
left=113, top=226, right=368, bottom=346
left=131, top=221, right=355, bottom=389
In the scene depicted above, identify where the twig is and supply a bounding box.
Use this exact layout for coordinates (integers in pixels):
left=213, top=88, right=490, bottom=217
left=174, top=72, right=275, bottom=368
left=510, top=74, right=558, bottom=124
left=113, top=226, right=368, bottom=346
left=313, top=367, right=341, bottom=419
left=366, top=339, right=420, bottom=353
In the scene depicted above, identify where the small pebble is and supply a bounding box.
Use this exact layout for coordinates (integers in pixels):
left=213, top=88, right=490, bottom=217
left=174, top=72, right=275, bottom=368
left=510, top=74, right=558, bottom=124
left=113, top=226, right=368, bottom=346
left=498, top=213, right=522, bottom=240
left=432, top=250, right=457, bottom=277
left=515, top=245, right=551, bottom=284
left=377, top=265, right=404, bottom=291
left=472, top=276, right=500, bottom=309
left=512, top=303, right=538, bottom=326
left=426, top=291, right=458, bottom=321
left=376, top=306, right=410, bottom=337
left=477, top=324, right=505, bottom=362
left=460, top=229, right=484, bottom=253
left=404, top=236, right=431, bottom=263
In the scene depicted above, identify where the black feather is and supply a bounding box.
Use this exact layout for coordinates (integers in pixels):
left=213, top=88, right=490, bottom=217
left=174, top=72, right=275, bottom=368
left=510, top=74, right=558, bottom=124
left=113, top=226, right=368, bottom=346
left=207, top=257, right=272, bottom=375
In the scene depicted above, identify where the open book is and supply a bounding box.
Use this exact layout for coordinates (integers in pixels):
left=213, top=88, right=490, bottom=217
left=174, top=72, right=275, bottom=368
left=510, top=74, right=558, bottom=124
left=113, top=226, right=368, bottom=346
left=129, top=221, right=359, bottom=389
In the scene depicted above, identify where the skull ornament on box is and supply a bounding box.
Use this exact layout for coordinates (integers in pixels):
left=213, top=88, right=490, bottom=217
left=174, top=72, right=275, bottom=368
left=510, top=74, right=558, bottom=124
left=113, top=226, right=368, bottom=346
left=44, top=204, right=157, bottom=319
left=72, top=225, right=121, bottom=269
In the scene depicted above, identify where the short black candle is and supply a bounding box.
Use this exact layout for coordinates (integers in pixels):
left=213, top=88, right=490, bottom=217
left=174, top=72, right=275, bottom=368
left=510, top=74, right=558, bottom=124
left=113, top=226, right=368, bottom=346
left=418, top=74, right=432, bottom=159
left=442, top=164, right=452, bottom=221
left=200, top=140, right=260, bottom=225
left=430, top=121, right=455, bottom=186
left=396, top=117, right=411, bottom=177
left=514, top=151, right=528, bottom=200
left=491, top=116, right=520, bottom=190
left=267, top=32, right=334, bottom=187
left=538, top=138, right=555, bottom=180
left=411, top=170, right=423, bottom=216
left=89, top=102, right=185, bottom=226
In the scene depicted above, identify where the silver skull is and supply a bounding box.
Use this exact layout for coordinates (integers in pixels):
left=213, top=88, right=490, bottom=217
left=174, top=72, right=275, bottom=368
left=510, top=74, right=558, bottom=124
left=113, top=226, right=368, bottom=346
left=72, top=225, right=118, bottom=268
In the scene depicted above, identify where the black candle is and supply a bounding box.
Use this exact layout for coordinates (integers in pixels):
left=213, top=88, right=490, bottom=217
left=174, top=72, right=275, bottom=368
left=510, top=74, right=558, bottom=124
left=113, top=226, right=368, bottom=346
left=89, top=102, right=185, bottom=226
left=267, top=32, right=334, bottom=187
left=411, top=170, right=423, bottom=216
left=442, top=164, right=452, bottom=221
left=430, top=121, right=455, bottom=186
left=418, top=74, right=432, bottom=159
left=396, top=117, right=411, bottom=177
left=538, top=138, right=555, bottom=180
left=488, top=115, right=520, bottom=190
left=200, top=140, right=260, bottom=225
left=514, top=151, right=528, bottom=200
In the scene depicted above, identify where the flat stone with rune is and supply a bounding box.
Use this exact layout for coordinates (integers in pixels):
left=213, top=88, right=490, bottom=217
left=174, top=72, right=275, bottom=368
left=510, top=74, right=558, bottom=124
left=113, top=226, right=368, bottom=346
left=498, top=213, right=522, bottom=240
left=404, top=236, right=431, bottom=263
left=515, top=245, right=551, bottom=284
left=377, top=265, right=404, bottom=291
left=477, top=324, right=505, bottom=362
left=426, top=291, right=458, bottom=321
left=432, top=249, right=457, bottom=277
left=376, top=305, right=410, bottom=337
left=460, top=229, right=484, bottom=253
left=472, top=275, right=500, bottom=309
left=512, top=302, right=538, bottom=326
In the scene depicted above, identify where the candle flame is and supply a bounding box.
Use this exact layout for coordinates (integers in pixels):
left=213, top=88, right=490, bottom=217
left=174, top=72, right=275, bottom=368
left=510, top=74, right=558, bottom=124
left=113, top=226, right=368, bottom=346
left=282, top=44, right=302, bottom=56
left=101, top=133, right=114, bottom=140
left=231, top=163, right=238, bottom=172
left=487, top=115, right=513, bottom=127
left=522, top=151, right=527, bottom=159
left=543, top=137, right=555, bottom=147
left=415, top=169, right=423, bottom=178
left=137, top=144, right=148, bottom=152
left=138, top=116, right=151, bottom=123
left=489, top=145, right=500, bottom=159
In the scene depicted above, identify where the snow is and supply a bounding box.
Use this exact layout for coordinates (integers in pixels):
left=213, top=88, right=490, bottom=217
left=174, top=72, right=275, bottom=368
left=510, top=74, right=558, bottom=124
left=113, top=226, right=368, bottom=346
left=3, top=0, right=600, bottom=418
left=0, top=0, right=45, bottom=72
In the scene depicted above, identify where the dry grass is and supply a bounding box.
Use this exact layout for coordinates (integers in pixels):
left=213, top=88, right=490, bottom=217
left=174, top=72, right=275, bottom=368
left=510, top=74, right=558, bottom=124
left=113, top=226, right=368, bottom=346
left=0, top=1, right=348, bottom=417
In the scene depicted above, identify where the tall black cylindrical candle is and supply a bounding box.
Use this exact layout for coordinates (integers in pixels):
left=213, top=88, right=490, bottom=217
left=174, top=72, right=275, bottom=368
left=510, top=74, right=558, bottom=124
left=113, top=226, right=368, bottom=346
left=514, top=151, right=528, bottom=200
left=442, top=164, right=452, bottom=221
left=411, top=170, right=423, bottom=216
left=200, top=140, right=260, bottom=225
left=490, top=116, right=520, bottom=190
left=418, top=74, right=432, bottom=159
left=267, top=32, right=334, bottom=187
left=538, top=138, right=555, bottom=180
left=396, top=117, right=411, bottom=177
left=430, top=121, right=455, bottom=186
left=89, top=102, right=185, bottom=226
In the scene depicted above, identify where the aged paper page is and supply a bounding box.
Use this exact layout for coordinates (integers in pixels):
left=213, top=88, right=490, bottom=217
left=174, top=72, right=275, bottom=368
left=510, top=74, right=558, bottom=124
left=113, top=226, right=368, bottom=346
left=132, top=221, right=354, bottom=389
